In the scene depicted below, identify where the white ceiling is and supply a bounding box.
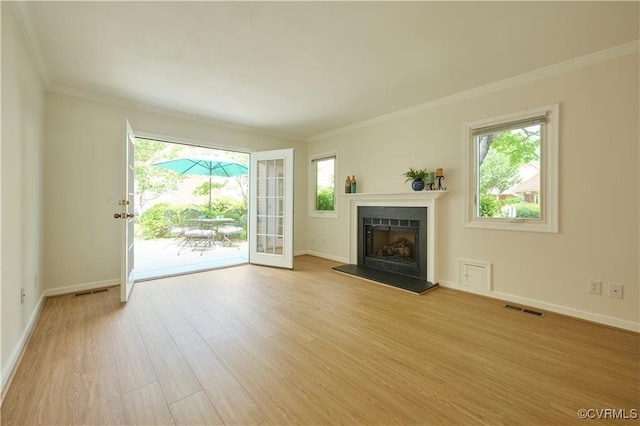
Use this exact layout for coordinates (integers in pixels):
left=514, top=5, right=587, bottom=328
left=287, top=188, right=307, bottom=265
left=21, top=1, right=639, bottom=139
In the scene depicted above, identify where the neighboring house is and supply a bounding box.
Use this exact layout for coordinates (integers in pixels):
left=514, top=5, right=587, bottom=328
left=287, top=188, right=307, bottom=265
left=502, top=163, right=540, bottom=204
left=508, top=173, right=540, bottom=204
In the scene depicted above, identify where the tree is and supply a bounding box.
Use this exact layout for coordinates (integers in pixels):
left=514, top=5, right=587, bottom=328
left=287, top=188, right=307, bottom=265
left=192, top=181, right=227, bottom=197
left=479, top=149, right=521, bottom=195
left=477, top=127, right=539, bottom=167
left=134, top=139, right=184, bottom=211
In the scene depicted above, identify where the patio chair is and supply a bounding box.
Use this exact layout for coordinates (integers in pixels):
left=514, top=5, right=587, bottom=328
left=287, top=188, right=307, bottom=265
left=181, top=208, right=202, bottom=221
left=178, top=208, right=215, bottom=255
left=216, top=223, right=245, bottom=248
left=182, top=227, right=215, bottom=255
left=164, top=210, right=187, bottom=247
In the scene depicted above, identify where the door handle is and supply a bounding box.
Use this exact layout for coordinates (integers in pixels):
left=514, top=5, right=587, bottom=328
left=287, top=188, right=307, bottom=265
left=114, top=213, right=135, bottom=219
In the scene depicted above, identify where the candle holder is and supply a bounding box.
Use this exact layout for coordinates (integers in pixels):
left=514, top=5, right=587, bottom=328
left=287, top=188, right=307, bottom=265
left=436, top=176, right=446, bottom=191
left=425, top=182, right=434, bottom=191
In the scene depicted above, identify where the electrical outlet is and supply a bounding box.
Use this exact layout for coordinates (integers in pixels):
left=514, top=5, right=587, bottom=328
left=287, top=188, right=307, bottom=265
left=20, top=288, right=25, bottom=305
left=588, top=279, right=602, bottom=295
left=608, top=283, right=623, bottom=299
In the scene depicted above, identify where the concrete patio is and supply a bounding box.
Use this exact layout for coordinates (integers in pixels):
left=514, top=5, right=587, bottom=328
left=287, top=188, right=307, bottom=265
left=133, top=238, right=248, bottom=281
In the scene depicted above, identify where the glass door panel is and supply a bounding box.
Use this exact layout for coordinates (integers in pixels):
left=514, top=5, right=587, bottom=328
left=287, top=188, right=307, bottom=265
left=249, top=149, right=293, bottom=268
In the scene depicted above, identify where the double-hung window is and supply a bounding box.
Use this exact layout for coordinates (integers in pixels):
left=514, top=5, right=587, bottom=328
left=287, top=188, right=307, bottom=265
left=309, top=153, right=337, bottom=218
left=464, top=104, right=559, bottom=233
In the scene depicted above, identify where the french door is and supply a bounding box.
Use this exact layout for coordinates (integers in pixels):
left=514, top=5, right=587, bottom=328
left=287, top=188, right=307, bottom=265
left=119, top=120, right=136, bottom=302
left=249, top=149, right=294, bottom=269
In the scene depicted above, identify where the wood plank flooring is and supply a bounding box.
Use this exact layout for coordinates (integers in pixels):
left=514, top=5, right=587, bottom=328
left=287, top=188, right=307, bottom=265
left=2, top=255, right=638, bottom=425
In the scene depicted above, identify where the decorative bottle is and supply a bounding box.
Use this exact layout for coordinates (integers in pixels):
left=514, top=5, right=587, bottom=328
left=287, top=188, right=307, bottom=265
left=345, top=176, right=351, bottom=194
left=350, top=175, right=357, bottom=193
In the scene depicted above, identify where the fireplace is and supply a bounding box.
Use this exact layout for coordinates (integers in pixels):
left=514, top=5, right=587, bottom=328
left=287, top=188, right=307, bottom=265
left=332, top=191, right=446, bottom=294
left=358, top=206, right=427, bottom=280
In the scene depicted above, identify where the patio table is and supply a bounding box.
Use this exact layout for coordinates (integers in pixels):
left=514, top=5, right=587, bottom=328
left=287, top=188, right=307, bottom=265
left=179, top=218, right=234, bottom=255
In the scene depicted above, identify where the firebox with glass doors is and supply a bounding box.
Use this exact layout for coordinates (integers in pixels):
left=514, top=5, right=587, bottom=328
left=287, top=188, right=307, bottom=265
left=358, top=206, right=427, bottom=281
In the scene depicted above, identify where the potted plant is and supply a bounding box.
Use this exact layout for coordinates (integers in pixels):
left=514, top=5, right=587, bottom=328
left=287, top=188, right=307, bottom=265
left=403, top=167, right=428, bottom=191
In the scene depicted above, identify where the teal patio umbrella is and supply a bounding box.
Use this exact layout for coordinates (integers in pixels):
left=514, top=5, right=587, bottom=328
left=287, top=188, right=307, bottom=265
left=152, top=155, right=248, bottom=217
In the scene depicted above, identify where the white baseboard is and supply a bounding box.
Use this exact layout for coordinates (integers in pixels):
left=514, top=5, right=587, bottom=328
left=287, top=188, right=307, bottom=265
left=43, top=279, right=120, bottom=298
left=1, top=293, right=46, bottom=402
left=298, top=250, right=349, bottom=264
left=438, top=280, right=639, bottom=333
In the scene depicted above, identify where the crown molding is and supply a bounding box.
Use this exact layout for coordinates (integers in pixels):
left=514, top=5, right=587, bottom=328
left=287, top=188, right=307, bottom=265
left=11, top=1, right=51, bottom=88
left=48, top=84, right=306, bottom=143
left=308, top=40, right=640, bottom=142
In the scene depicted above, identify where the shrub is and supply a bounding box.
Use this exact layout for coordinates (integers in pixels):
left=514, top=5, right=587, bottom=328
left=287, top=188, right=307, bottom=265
left=202, top=196, right=246, bottom=218
left=515, top=203, right=541, bottom=218
left=138, top=203, right=174, bottom=239
left=499, top=197, right=523, bottom=206
left=479, top=195, right=499, bottom=217
left=316, top=188, right=335, bottom=211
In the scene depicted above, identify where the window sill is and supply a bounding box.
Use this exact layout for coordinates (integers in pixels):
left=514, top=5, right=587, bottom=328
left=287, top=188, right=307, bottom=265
left=465, top=218, right=558, bottom=233
left=309, top=211, right=338, bottom=219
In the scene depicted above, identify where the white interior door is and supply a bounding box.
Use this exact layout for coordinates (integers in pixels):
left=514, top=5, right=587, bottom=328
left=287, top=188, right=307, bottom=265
left=119, top=120, right=136, bottom=302
left=249, top=148, right=294, bottom=269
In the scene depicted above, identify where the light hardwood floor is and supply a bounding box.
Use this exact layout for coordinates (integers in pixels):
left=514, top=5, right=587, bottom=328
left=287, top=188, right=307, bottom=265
left=2, top=256, right=638, bottom=425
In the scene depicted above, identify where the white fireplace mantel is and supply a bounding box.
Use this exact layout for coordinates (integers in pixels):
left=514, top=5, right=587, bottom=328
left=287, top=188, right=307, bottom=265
left=345, top=191, right=447, bottom=284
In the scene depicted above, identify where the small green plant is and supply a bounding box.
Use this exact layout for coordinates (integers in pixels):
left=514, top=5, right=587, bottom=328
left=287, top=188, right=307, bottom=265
left=402, top=167, right=428, bottom=183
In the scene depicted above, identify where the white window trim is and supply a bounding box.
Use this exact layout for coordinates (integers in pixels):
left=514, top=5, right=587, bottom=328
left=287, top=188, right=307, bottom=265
left=463, top=104, right=559, bottom=233
left=309, top=152, right=338, bottom=218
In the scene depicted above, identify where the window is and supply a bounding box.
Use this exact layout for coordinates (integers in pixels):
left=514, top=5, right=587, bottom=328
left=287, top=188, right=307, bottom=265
left=309, top=153, right=337, bottom=217
left=464, top=105, right=559, bottom=233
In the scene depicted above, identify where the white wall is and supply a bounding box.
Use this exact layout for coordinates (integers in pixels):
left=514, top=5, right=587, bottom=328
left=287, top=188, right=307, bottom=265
left=1, top=2, right=46, bottom=388
left=307, top=52, right=639, bottom=331
left=43, top=93, right=307, bottom=292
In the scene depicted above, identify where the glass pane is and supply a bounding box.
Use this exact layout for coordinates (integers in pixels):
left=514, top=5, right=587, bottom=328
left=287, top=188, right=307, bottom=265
left=274, top=236, right=284, bottom=255
left=256, top=235, right=266, bottom=253
left=277, top=217, right=284, bottom=236
left=257, top=160, right=267, bottom=179
left=314, top=157, right=335, bottom=211
left=475, top=124, right=541, bottom=219
left=257, top=179, right=265, bottom=198
left=277, top=178, right=284, bottom=195
left=265, top=216, right=274, bottom=234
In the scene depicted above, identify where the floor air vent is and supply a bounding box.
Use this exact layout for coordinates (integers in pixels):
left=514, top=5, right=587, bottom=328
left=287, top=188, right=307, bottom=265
left=73, top=288, right=109, bottom=297
left=504, top=304, right=545, bottom=317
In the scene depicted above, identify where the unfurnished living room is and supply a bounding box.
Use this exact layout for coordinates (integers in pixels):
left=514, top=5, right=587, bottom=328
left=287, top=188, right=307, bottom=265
left=1, top=1, right=639, bottom=425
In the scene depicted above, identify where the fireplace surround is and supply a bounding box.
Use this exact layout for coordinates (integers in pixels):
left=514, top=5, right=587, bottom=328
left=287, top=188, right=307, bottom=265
left=333, top=191, right=446, bottom=294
